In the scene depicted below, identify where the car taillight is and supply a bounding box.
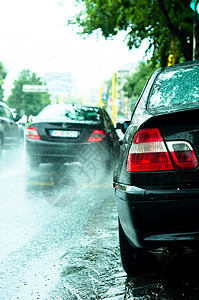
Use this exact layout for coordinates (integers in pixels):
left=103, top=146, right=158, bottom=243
left=88, top=130, right=106, bottom=142
left=127, top=128, right=174, bottom=172
left=127, top=128, right=198, bottom=172
left=167, top=141, right=198, bottom=170
left=27, top=127, right=41, bottom=140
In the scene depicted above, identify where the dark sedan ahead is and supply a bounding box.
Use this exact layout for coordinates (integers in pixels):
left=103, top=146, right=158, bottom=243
left=0, top=101, right=22, bottom=155
left=113, top=60, right=199, bottom=276
left=26, top=104, right=120, bottom=176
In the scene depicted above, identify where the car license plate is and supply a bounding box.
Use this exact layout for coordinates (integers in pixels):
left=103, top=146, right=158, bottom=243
left=50, top=130, right=79, bottom=138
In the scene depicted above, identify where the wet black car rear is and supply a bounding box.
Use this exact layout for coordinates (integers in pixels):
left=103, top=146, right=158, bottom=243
left=26, top=104, right=119, bottom=171
left=113, top=61, right=199, bottom=275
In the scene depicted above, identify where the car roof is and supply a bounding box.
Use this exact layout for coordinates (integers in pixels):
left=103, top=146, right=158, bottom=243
left=0, top=101, right=10, bottom=109
left=159, top=60, right=199, bottom=73
left=46, top=104, right=101, bottom=108
left=147, top=60, right=199, bottom=115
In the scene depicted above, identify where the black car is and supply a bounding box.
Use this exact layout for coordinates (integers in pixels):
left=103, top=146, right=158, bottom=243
left=26, top=104, right=120, bottom=175
left=0, top=101, right=22, bottom=155
left=113, top=60, right=199, bottom=276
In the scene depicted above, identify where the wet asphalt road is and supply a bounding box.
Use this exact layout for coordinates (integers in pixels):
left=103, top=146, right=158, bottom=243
left=1, top=147, right=199, bottom=300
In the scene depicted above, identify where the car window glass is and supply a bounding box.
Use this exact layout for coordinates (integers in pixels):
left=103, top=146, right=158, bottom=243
left=0, top=105, right=6, bottom=118
left=3, top=106, right=14, bottom=120
left=130, top=70, right=159, bottom=127
left=103, top=110, right=114, bottom=130
left=148, top=65, right=199, bottom=113
left=37, top=105, right=101, bottom=123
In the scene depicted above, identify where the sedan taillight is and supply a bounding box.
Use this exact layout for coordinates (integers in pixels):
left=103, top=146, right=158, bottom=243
left=127, top=128, right=174, bottom=172
left=88, top=130, right=106, bottom=142
left=127, top=128, right=198, bottom=172
left=27, top=127, right=41, bottom=140
left=167, top=141, right=198, bottom=170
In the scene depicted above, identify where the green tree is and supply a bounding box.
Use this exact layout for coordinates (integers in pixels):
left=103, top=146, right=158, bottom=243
left=123, top=61, right=154, bottom=109
left=7, top=70, right=51, bottom=119
left=69, top=0, right=193, bottom=66
left=0, top=62, right=8, bottom=101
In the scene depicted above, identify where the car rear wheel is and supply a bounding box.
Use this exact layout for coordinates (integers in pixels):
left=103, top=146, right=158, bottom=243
left=119, top=219, right=157, bottom=276
left=28, top=155, right=40, bottom=169
left=19, top=132, right=24, bottom=146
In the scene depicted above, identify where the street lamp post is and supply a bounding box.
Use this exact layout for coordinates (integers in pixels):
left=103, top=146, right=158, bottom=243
left=112, top=73, right=115, bottom=122
left=193, top=14, right=199, bottom=60
left=190, top=0, right=199, bottom=60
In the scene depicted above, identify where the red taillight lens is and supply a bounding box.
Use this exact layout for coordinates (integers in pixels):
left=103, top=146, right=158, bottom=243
left=127, top=128, right=174, bottom=172
left=167, top=141, right=198, bottom=170
left=133, top=128, right=163, bottom=144
left=27, top=127, right=40, bottom=140
left=88, top=130, right=106, bottom=142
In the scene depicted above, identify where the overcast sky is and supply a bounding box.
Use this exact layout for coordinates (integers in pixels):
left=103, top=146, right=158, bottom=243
left=0, top=0, right=149, bottom=98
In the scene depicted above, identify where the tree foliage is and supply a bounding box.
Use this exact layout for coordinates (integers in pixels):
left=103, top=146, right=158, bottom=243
left=69, top=0, right=194, bottom=66
left=123, top=61, right=154, bottom=108
left=0, top=62, right=7, bottom=101
left=7, top=70, right=51, bottom=118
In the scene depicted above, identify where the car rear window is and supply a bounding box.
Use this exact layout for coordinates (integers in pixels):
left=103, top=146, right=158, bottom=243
left=147, top=65, right=199, bottom=114
left=37, top=105, right=101, bottom=123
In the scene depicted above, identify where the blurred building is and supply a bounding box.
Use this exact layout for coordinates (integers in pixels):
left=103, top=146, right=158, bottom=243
left=44, top=72, right=76, bottom=103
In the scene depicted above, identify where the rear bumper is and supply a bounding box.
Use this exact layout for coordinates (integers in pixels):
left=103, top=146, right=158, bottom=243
left=114, top=183, right=199, bottom=248
left=26, top=138, right=110, bottom=163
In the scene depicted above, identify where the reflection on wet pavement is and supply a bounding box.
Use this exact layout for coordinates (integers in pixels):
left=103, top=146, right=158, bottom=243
left=48, top=191, right=124, bottom=300
left=25, top=166, right=78, bottom=207
left=1, top=148, right=199, bottom=299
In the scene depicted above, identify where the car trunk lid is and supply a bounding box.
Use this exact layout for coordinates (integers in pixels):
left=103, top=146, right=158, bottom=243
left=31, top=121, right=104, bottom=143
left=144, top=108, right=199, bottom=179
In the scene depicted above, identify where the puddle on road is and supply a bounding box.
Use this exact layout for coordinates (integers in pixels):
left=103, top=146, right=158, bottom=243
left=49, top=225, right=199, bottom=300
left=2, top=148, right=199, bottom=299
left=122, top=254, right=199, bottom=300
left=47, top=190, right=125, bottom=300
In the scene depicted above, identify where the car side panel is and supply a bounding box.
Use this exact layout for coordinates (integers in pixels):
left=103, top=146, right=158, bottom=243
left=113, top=65, right=199, bottom=250
left=115, top=185, right=199, bottom=248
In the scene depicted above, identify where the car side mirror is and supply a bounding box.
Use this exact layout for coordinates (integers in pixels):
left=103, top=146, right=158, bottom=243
left=14, top=114, right=22, bottom=122
left=116, top=121, right=130, bottom=134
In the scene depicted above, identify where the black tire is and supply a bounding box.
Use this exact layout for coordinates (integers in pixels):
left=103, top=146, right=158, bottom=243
left=28, top=155, right=40, bottom=169
left=119, top=219, right=157, bottom=276
left=15, top=135, right=24, bottom=149
left=19, top=132, right=24, bottom=146
left=104, top=159, right=112, bottom=172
